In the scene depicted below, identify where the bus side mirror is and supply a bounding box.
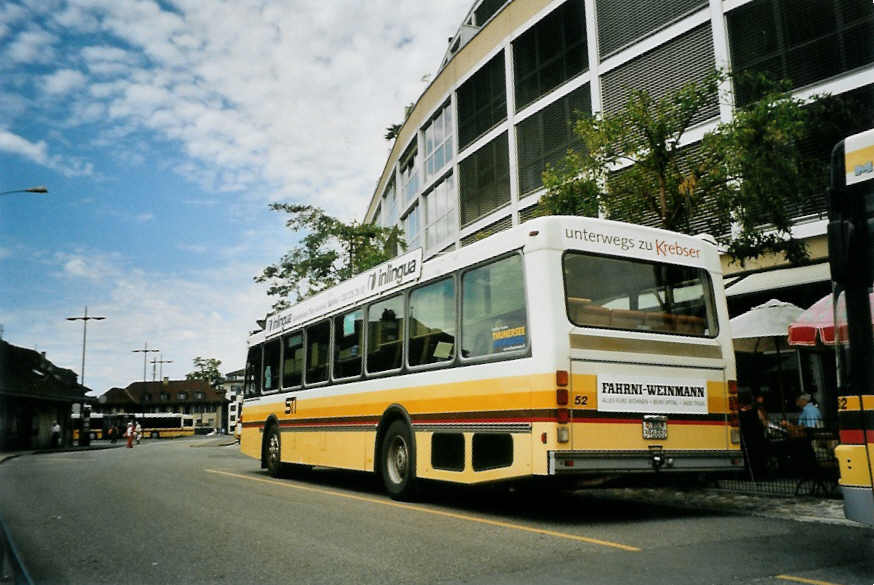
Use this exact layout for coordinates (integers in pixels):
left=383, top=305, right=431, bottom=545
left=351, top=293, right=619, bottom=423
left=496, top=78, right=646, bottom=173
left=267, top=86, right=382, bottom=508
left=828, top=219, right=850, bottom=284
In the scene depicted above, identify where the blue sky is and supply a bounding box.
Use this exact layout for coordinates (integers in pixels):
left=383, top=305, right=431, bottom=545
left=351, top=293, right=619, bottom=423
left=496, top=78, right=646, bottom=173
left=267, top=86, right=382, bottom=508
left=0, top=0, right=471, bottom=394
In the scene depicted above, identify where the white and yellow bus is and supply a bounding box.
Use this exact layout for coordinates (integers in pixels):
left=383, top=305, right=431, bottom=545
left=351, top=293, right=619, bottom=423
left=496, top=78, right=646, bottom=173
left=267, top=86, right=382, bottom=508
left=240, top=216, right=742, bottom=499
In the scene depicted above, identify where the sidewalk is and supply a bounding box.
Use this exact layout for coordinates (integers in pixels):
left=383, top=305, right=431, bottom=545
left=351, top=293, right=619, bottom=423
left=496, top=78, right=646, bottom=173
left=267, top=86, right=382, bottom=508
left=587, top=486, right=856, bottom=527
left=0, top=442, right=124, bottom=464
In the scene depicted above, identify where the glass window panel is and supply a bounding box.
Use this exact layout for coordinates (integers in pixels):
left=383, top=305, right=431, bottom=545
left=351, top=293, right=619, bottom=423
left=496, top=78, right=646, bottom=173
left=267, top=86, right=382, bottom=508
left=282, top=332, right=304, bottom=388
left=367, top=295, right=405, bottom=373
left=563, top=252, right=718, bottom=337
left=306, top=321, right=331, bottom=384
left=409, top=277, right=456, bottom=366
left=334, top=310, right=363, bottom=379
left=263, top=339, right=281, bottom=392
left=462, top=255, right=528, bottom=358
left=244, top=345, right=262, bottom=397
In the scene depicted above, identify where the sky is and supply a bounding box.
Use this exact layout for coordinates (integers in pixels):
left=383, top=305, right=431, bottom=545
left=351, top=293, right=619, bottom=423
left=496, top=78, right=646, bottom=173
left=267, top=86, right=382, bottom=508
left=0, top=0, right=473, bottom=395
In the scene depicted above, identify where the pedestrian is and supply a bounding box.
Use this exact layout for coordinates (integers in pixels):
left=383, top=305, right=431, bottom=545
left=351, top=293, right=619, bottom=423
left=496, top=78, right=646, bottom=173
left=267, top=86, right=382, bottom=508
left=135, top=421, right=142, bottom=445
left=738, top=392, right=767, bottom=480
left=50, top=421, right=61, bottom=448
left=125, top=422, right=134, bottom=448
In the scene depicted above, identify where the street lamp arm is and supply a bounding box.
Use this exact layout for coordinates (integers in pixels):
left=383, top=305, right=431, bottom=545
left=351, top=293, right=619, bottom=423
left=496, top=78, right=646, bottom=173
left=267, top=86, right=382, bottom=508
left=0, top=186, right=48, bottom=196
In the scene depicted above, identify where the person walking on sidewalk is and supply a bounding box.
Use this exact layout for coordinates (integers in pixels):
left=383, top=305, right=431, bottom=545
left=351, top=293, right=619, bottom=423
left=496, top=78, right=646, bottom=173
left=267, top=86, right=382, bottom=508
left=125, top=422, right=134, bottom=448
left=135, top=421, right=142, bottom=445
left=50, top=421, right=61, bottom=448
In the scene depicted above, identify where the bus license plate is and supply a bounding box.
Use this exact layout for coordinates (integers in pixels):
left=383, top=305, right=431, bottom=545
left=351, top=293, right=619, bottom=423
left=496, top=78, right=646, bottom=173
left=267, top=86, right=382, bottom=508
left=643, top=416, right=667, bottom=440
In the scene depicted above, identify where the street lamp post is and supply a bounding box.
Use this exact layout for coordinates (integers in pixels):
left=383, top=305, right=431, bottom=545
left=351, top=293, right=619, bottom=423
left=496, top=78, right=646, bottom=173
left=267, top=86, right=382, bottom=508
left=66, top=306, right=106, bottom=446
left=132, top=343, right=159, bottom=383
left=150, top=354, right=173, bottom=381
left=0, top=186, right=48, bottom=196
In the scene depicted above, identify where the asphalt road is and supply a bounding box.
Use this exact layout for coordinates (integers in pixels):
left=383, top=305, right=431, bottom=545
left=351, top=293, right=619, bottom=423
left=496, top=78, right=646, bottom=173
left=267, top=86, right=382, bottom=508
left=0, top=438, right=872, bottom=585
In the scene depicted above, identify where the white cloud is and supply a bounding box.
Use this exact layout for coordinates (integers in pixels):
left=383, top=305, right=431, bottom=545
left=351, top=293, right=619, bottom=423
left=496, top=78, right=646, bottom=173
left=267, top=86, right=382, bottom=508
left=43, top=69, right=86, bottom=95
left=0, top=129, right=94, bottom=177
left=6, top=28, right=57, bottom=63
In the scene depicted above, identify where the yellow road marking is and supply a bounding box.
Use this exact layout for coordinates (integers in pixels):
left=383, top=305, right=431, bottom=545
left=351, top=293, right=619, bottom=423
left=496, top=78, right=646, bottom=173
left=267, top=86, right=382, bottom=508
left=205, top=468, right=640, bottom=552
left=776, top=575, right=845, bottom=585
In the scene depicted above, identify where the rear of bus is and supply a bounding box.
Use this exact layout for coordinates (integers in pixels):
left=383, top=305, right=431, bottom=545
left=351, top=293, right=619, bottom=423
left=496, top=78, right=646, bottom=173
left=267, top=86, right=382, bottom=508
left=541, top=217, right=742, bottom=479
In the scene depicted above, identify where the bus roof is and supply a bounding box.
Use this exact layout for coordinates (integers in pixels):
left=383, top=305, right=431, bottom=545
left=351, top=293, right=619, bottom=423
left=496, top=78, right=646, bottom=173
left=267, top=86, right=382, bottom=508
left=249, top=216, right=720, bottom=345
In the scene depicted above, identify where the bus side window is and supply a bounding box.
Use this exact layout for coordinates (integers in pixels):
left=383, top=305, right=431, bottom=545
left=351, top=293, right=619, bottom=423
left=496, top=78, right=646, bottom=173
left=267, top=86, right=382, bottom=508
left=244, top=344, right=263, bottom=397
left=282, top=332, right=304, bottom=388
left=367, top=294, right=404, bottom=373
left=462, top=254, right=528, bottom=358
left=263, top=339, right=281, bottom=392
left=306, top=320, right=331, bottom=384
left=409, top=277, right=456, bottom=366
left=334, top=309, right=364, bottom=379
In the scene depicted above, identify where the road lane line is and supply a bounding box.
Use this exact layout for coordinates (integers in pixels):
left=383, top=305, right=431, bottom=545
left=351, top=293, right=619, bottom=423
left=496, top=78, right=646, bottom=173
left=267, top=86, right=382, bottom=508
left=204, top=468, right=641, bottom=552
left=776, top=575, right=845, bottom=585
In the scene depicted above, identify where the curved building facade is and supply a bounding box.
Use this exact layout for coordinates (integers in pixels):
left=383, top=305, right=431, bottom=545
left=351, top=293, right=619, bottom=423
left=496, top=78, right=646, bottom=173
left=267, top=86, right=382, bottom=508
left=363, top=0, right=874, bottom=269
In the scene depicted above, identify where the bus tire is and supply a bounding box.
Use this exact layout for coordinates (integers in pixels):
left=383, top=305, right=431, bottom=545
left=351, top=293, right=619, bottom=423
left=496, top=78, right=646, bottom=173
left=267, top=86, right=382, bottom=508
left=264, top=425, right=282, bottom=478
left=380, top=420, right=417, bottom=500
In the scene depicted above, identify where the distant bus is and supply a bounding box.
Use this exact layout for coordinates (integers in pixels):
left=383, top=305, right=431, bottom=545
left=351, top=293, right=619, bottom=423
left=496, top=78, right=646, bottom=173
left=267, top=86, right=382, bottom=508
left=73, top=412, right=195, bottom=440
left=826, top=128, right=874, bottom=526
left=240, top=216, right=742, bottom=499
left=137, top=413, right=195, bottom=439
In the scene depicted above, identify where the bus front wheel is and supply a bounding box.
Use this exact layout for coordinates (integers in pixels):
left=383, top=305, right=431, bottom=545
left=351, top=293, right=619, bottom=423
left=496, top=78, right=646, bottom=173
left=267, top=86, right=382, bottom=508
left=380, top=420, right=417, bottom=500
left=264, top=425, right=282, bottom=477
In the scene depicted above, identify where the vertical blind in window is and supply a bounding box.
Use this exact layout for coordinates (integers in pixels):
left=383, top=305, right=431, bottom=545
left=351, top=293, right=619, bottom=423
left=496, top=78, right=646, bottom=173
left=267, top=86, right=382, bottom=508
left=458, top=132, right=510, bottom=226
left=597, top=0, right=707, bottom=58
left=601, top=24, right=718, bottom=126
left=457, top=52, right=507, bottom=150
left=727, top=0, right=874, bottom=104
left=516, top=83, right=591, bottom=196
left=513, top=0, right=588, bottom=111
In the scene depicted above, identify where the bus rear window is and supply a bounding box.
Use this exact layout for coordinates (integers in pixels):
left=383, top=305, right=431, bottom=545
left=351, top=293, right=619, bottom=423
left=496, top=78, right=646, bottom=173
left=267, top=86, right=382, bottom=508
left=563, top=252, right=718, bottom=337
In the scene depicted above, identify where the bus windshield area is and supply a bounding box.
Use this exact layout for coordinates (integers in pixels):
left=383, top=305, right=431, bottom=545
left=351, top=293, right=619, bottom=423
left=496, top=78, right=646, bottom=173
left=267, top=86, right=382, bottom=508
left=564, top=251, right=717, bottom=337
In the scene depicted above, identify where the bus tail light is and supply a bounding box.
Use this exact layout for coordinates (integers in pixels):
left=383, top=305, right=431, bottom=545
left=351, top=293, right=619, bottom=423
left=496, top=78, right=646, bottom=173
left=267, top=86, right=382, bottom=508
left=556, top=370, right=569, bottom=387
left=556, top=408, right=570, bottom=424
left=556, top=388, right=569, bottom=405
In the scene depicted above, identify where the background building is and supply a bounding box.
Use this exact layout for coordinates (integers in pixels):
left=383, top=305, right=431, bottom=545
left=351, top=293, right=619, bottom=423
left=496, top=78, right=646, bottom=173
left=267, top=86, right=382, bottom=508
left=363, top=0, right=873, bottom=427
left=0, top=339, right=89, bottom=450
left=219, top=368, right=244, bottom=435
left=96, top=379, right=226, bottom=431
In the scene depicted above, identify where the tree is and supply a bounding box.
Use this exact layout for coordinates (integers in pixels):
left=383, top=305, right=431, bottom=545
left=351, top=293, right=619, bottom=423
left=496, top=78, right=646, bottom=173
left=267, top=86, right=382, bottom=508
left=384, top=123, right=402, bottom=141
left=255, top=204, right=405, bottom=311
left=541, top=70, right=839, bottom=266
left=186, top=357, right=223, bottom=387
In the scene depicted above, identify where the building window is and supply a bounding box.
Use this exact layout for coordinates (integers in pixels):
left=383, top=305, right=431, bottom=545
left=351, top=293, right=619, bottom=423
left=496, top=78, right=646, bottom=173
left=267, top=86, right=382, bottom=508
left=601, top=24, right=717, bottom=126
left=516, top=84, right=591, bottom=195
left=143, top=393, right=151, bottom=402
left=194, top=391, right=204, bottom=400
left=728, top=0, right=874, bottom=104
left=399, top=143, right=419, bottom=205
left=458, top=132, right=510, bottom=226
left=160, top=392, right=169, bottom=401
left=177, top=392, right=187, bottom=400
left=474, top=0, right=506, bottom=25
left=597, top=0, right=706, bottom=58
left=513, top=0, right=588, bottom=111
left=381, top=180, right=398, bottom=228
left=457, top=51, right=507, bottom=150
left=423, top=103, right=454, bottom=183
left=403, top=204, right=421, bottom=250
left=424, top=174, right=457, bottom=251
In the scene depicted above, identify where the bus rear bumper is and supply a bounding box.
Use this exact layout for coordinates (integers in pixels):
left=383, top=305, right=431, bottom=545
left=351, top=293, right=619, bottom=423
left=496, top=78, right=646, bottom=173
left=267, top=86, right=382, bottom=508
left=548, top=449, right=744, bottom=475
left=840, top=485, right=874, bottom=526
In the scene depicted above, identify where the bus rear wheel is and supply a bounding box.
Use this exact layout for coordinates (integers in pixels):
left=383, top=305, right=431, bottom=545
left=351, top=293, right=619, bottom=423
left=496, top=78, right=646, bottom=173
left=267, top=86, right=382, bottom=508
left=380, top=420, right=416, bottom=500
left=264, top=425, right=282, bottom=477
